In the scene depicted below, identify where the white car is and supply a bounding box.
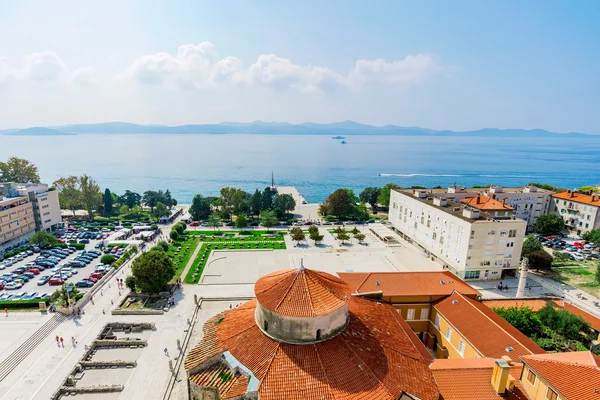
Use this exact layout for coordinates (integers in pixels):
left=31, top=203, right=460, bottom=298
left=11, top=292, right=26, bottom=300
left=0, top=293, right=13, bottom=300
left=22, top=292, right=38, bottom=300
left=0, top=262, right=6, bottom=270
left=59, top=270, right=73, bottom=278
left=572, top=253, right=585, bottom=260
left=5, top=282, right=22, bottom=290
left=62, top=267, right=77, bottom=275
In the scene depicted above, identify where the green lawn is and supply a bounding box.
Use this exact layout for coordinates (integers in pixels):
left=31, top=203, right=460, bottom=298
left=167, top=236, right=201, bottom=282
left=185, top=230, right=285, bottom=241
left=183, top=239, right=286, bottom=284
left=541, top=261, right=600, bottom=297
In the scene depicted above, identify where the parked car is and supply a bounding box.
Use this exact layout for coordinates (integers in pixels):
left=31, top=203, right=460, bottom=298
left=190, top=221, right=200, bottom=226
left=83, top=276, right=98, bottom=283
left=48, top=277, right=65, bottom=285
left=75, top=280, right=94, bottom=288
left=11, top=291, right=26, bottom=299
left=38, top=276, right=51, bottom=285
left=572, top=253, right=585, bottom=261
left=0, top=281, right=4, bottom=290
left=22, top=292, right=38, bottom=300
left=0, top=293, right=13, bottom=300
left=16, top=274, right=31, bottom=282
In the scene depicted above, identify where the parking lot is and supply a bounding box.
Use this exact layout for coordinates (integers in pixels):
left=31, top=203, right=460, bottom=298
left=0, top=239, right=108, bottom=300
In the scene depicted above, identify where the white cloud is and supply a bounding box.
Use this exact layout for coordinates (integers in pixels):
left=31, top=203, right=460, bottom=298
left=25, top=51, right=67, bottom=82
left=125, top=42, right=440, bottom=91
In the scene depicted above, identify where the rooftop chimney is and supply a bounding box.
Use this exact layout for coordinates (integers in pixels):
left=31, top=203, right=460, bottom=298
left=491, top=194, right=496, bottom=200
left=491, top=358, right=510, bottom=395
left=502, top=198, right=506, bottom=206
left=476, top=195, right=481, bottom=204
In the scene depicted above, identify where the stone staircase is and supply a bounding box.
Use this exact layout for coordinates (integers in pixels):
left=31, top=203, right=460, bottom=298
left=0, top=313, right=67, bottom=382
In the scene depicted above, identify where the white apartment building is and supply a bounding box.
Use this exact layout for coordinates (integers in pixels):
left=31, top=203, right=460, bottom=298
left=389, top=189, right=527, bottom=281
left=431, top=185, right=553, bottom=232
left=551, top=190, right=600, bottom=236
left=15, top=183, right=62, bottom=232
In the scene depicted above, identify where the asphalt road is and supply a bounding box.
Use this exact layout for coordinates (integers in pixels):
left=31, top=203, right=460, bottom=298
left=0, top=239, right=106, bottom=298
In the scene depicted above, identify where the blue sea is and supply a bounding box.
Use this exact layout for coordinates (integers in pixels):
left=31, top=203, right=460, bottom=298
left=2, top=134, right=600, bottom=203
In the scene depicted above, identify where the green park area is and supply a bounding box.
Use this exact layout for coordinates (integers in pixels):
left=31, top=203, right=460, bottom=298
left=541, top=260, right=600, bottom=298
left=166, top=236, right=201, bottom=282
left=183, top=231, right=286, bottom=284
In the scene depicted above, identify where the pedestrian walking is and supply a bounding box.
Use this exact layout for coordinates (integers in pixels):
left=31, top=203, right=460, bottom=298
left=60, top=337, right=64, bottom=347
left=84, top=345, right=89, bottom=351
left=71, top=336, right=76, bottom=347
left=4, top=307, right=7, bottom=317
left=55, top=336, right=60, bottom=346
left=164, top=347, right=169, bottom=357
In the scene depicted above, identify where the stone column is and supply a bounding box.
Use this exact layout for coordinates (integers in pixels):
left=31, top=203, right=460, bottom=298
left=516, top=258, right=529, bottom=298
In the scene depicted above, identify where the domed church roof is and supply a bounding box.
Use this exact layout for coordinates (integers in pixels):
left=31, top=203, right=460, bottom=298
left=254, top=266, right=351, bottom=318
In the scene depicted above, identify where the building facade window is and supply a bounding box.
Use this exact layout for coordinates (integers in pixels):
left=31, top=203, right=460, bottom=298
left=458, top=340, right=465, bottom=356
left=526, top=370, right=536, bottom=385
left=434, top=315, right=440, bottom=329
left=509, top=229, right=517, bottom=238
left=406, top=309, right=415, bottom=320
left=420, top=308, right=429, bottom=320
left=546, top=387, right=558, bottom=400
left=445, top=327, right=452, bottom=340
left=464, top=270, right=480, bottom=280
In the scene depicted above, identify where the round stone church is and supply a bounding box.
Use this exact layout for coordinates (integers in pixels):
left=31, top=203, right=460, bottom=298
left=184, top=265, right=439, bottom=400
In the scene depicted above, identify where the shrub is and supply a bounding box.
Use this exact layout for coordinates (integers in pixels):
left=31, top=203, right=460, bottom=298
left=173, top=222, right=186, bottom=235
left=170, top=230, right=179, bottom=241
left=101, top=254, right=116, bottom=265
left=308, top=225, right=318, bottom=234
left=125, top=276, right=136, bottom=292
left=131, top=250, right=175, bottom=293
left=151, top=224, right=158, bottom=231
left=0, top=299, right=48, bottom=309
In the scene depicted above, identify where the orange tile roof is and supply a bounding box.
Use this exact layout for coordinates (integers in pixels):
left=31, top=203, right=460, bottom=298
left=482, top=299, right=600, bottom=332
left=461, top=196, right=514, bottom=210
left=254, top=268, right=351, bottom=317
left=431, top=358, right=528, bottom=400
left=189, top=362, right=249, bottom=399
left=552, top=191, right=600, bottom=206
left=186, top=297, right=440, bottom=400
left=338, top=271, right=480, bottom=298
left=434, top=292, right=545, bottom=358
left=521, top=352, right=600, bottom=400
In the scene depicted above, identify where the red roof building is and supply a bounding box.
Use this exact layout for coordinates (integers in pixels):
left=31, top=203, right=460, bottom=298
left=185, top=267, right=440, bottom=400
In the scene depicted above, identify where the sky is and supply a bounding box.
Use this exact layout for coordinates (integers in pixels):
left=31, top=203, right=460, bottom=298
left=0, top=0, right=598, bottom=133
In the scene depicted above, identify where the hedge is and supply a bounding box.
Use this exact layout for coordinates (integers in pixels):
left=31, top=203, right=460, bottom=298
left=0, top=299, right=49, bottom=309
left=55, top=242, right=85, bottom=250
left=108, top=243, right=129, bottom=248
left=1, top=246, right=31, bottom=260
left=111, top=247, right=137, bottom=269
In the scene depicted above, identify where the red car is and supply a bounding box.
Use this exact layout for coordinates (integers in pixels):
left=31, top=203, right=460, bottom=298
left=0, top=281, right=4, bottom=290
left=27, top=268, right=41, bottom=275
left=49, top=277, right=65, bottom=285
left=190, top=221, right=199, bottom=226
left=84, top=276, right=98, bottom=283
left=90, top=272, right=103, bottom=280
left=574, top=242, right=585, bottom=249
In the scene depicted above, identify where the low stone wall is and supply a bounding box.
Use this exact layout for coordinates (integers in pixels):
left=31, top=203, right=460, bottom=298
left=93, top=339, right=147, bottom=347
left=52, top=385, right=124, bottom=400
left=80, top=360, right=137, bottom=368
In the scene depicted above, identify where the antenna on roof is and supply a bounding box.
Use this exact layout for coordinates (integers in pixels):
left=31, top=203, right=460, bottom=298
left=299, top=258, right=305, bottom=271
left=375, top=281, right=380, bottom=286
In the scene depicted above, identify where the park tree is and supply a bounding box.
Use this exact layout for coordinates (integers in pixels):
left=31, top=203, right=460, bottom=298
left=359, top=187, right=381, bottom=209
left=173, top=222, right=186, bottom=235
left=336, top=231, right=350, bottom=244
left=290, top=227, right=305, bottom=245
left=56, top=283, right=80, bottom=307
left=101, top=254, right=116, bottom=265
left=308, top=225, right=319, bottom=235
left=521, top=236, right=543, bottom=258
left=151, top=224, right=158, bottom=231
left=208, top=212, right=221, bottom=231
left=236, top=213, right=249, bottom=229
left=273, top=193, right=296, bottom=218
left=125, top=276, right=136, bottom=292
left=260, top=210, right=278, bottom=232
left=79, top=174, right=102, bottom=221
left=251, top=189, right=262, bottom=216
left=537, top=302, right=593, bottom=340
left=170, top=230, right=179, bottom=241
left=143, top=190, right=159, bottom=211
left=310, top=230, right=324, bottom=245
left=131, top=250, right=175, bottom=293
left=189, top=194, right=211, bottom=221
left=119, top=204, right=130, bottom=216
left=527, top=250, right=553, bottom=271
left=0, top=157, right=40, bottom=183
left=219, top=187, right=246, bottom=215
left=493, top=306, right=542, bottom=337
left=120, top=190, right=142, bottom=208
left=261, top=187, right=273, bottom=210
left=103, top=188, right=113, bottom=216
left=29, top=231, right=58, bottom=247
left=130, top=205, right=143, bottom=218
left=582, top=229, right=600, bottom=244
left=152, top=202, right=169, bottom=220
left=53, top=176, right=81, bottom=216
left=354, top=233, right=366, bottom=243
left=154, top=240, right=170, bottom=252
left=377, top=183, right=401, bottom=208
left=534, top=214, right=565, bottom=236
left=321, top=189, right=354, bottom=219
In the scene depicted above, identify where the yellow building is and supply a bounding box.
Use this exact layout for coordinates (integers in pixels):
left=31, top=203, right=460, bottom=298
left=0, top=196, right=36, bottom=251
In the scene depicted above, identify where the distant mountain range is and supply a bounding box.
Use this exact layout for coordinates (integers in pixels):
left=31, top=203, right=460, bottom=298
left=0, top=121, right=595, bottom=137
